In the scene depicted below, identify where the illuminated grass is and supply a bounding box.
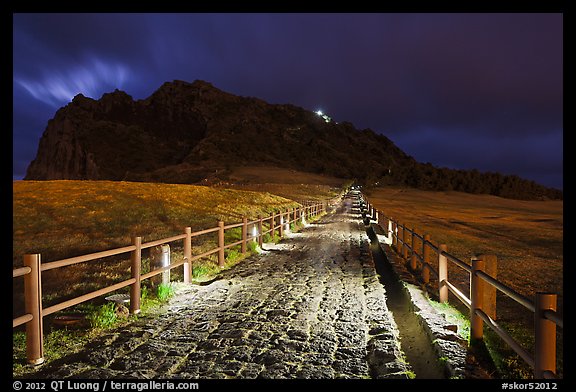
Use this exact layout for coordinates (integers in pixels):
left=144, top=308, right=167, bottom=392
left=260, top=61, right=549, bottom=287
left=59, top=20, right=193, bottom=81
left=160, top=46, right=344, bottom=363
left=366, top=187, right=563, bottom=304
left=156, top=283, right=176, bottom=302
left=13, top=180, right=311, bottom=318
left=13, top=180, right=301, bottom=263
left=13, top=282, right=179, bottom=377
left=13, top=329, right=95, bottom=377
left=12, top=179, right=300, bottom=266
left=367, top=186, right=563, bottom=378
left=12, top=178, right=337, bottom=376
left=428, top=300, right=470, bottom=342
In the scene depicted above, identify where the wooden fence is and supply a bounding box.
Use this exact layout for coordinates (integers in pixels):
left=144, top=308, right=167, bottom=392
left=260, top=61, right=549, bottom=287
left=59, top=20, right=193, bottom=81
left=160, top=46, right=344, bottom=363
left=13, top=201, right=328, bottom=365
left=358, top=194, right=563, bottom=379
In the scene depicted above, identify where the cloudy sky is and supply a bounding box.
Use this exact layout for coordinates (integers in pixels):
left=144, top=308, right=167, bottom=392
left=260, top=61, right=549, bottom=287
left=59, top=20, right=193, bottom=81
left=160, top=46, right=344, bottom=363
left=13, top=13, right=563, bottom=189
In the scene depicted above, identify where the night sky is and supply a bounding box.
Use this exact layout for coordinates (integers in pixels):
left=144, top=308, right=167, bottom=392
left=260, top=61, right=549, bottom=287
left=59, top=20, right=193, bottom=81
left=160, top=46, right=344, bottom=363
left=12, top=13, right=563, bottom=189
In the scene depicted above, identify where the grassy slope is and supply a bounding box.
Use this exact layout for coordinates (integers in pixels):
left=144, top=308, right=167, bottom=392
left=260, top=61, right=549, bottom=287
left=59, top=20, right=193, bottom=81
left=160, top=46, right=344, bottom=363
left=13, top=180, right=304, bottom=264
left=13, top=180, right=335, bottom=316
left=13, top=178, right=341, bottom=376
left=220, top=165, right=349, bottom=201
left=366, top=187, right=563, bottom=306
left=366, top=186, right=563, bottom=377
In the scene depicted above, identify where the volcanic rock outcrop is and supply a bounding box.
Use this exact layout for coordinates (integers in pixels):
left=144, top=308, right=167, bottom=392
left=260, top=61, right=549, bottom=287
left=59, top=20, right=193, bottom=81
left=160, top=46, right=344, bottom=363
left=25, top=80, right=411, bottom=184
left=25, top=79, right=562, bottom=200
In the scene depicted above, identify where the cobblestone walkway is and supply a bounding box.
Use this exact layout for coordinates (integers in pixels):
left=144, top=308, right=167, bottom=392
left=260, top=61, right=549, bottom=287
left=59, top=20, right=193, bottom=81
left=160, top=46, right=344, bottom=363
left=25, top=199, right=410, bottom=379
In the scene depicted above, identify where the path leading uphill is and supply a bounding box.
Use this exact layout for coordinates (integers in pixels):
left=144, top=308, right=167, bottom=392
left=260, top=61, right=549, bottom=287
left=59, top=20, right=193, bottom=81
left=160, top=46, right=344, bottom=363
left=24, top=196, right=410, bottom=379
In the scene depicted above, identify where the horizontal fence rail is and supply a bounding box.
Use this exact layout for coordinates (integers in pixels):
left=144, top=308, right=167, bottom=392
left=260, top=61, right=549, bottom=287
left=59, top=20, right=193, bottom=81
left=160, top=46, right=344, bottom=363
left=13, top=198, right=335, bottom=365
left=358, top=193, right=563, bottom=379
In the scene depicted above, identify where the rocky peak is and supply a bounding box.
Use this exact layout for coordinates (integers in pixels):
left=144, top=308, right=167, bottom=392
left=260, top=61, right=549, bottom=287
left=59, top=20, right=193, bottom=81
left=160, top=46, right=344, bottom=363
left=100, top=89, right=134, bottom=103
left=24, top=79, right=411, bottom=183
left=24, top=79, right=562, bottom=199
left=69, top=93, right=97, bottom=112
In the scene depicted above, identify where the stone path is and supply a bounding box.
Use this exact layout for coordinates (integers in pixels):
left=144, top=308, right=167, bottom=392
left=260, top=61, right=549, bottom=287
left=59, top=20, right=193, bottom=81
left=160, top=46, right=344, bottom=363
left=25, top=197, right=410, bottom=379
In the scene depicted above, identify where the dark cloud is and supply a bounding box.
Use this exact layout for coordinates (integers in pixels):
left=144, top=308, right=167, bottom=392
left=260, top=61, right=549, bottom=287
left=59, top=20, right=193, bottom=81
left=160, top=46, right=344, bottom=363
left=12, top=13, right=563, bottom=189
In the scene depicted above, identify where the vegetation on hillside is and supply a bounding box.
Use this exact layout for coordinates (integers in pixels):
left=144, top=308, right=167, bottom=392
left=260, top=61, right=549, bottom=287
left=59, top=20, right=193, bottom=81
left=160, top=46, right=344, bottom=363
left=372, top=162, right=562, bottom=201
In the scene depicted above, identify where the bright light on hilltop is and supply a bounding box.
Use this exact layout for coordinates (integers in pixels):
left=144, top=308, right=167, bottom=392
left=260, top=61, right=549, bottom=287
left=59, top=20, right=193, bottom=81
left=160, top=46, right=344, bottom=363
left=315, top=109, right=331, bottom=123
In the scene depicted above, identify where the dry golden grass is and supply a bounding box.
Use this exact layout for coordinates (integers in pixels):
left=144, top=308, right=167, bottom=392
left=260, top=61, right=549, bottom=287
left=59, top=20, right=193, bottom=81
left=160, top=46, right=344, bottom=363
left=13, top=180, right=303, bottom=263
left=222, top=165, right=348, bottom=201
left=13, top=180, right=323, bottom=317
left=366, top=186, right=563, bottom=377
left=366, top=187, right=563, bottom=308
left=228, top=165, right=347, bottom=186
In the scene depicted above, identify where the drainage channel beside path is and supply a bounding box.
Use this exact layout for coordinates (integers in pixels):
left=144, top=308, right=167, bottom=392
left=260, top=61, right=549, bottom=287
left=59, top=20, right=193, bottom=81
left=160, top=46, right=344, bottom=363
left=23, top=195, right=412, bottom=379
left=365, top=225, right=446, bottom=379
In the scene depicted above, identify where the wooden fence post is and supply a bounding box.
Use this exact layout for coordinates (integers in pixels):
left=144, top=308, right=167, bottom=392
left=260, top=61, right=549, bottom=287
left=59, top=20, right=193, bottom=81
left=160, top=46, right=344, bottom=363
left=279, top=211, right=284, bottom=237
left=24, top=253, right=44, bottom=365
left=392, top=220, right=397, bottom=249
left=410, top=253, right=418, bottom=271
left=183, top=227, right=191, bottom=283
left=478, top=254, right=497, bottom=320
left=241, top=217, right=248, bottom=254
left=397, top=222, right=402, bottom=254
left=258, top=215, right=263, bottom=247
left=388, top=219, right=393, bottom=244
left=439, top=244, right=448, bottom=302
left=470, top=258, right=485, bottom=341
left=423, top=234, right=430, bottom=264
left=130, top=236, right=142, bottom=314
left=534, top=292, right=557, bottom=378
left=218, top=221, right=225, bottom=267
left=422, top=234, right=431, bottom=284
left=269, top=212, right=275, bottom=240
left=398, top=223, right=406, bottom=257
left=411, top=228, right=416, bottom=256
left=403, top=226, right=410, bottom=260
left=409, top=227, right=417, bottom=270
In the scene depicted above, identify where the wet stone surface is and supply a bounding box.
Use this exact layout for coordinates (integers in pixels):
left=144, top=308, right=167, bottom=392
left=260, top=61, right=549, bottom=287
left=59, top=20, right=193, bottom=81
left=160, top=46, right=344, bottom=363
left=24, top=200, right=410, bottom=379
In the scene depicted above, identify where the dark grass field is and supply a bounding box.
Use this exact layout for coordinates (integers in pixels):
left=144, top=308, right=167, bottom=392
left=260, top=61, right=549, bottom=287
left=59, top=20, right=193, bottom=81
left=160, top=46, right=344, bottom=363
left=366, top=186, right=563, bottom=378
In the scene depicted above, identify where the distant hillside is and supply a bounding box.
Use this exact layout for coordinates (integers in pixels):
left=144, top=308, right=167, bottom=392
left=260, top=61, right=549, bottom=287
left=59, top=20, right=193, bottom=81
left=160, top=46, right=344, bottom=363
left=25, top=79, right=562, bottom=200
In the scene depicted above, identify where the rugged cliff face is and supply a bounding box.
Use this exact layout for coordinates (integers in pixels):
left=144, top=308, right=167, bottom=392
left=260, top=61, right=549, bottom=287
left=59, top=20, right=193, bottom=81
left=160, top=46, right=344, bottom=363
left=24, top=79, right=562, bottom=200
left=25, top=80, right=413, bottom=183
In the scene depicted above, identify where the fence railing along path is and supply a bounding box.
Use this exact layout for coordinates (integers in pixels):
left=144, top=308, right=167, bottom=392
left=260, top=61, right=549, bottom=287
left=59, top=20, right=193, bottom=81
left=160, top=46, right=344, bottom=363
left=13, top=199, right=335, bottom=365
left=357, top=193, right=562, bottom=379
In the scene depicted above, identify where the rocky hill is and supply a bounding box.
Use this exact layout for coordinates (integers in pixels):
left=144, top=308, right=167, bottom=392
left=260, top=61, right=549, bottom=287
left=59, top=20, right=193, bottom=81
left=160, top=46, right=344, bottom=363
left=25, top=79, right=562, bottom=200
